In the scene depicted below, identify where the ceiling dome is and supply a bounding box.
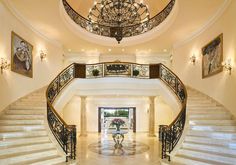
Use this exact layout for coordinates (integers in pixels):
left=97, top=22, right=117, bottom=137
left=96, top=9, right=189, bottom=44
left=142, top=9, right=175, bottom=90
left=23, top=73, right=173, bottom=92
left=62, top=0, right=175, bottom=43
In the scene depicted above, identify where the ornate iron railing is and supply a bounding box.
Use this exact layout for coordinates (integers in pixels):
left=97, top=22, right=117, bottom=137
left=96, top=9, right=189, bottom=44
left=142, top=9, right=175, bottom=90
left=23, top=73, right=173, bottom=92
left=159, top=64, right=187, bottom=161
left=46, top=62, right=187, bottom=162
left=46, top=64, right=76, bottom=162
left=62, top=0, right=175, bottom=40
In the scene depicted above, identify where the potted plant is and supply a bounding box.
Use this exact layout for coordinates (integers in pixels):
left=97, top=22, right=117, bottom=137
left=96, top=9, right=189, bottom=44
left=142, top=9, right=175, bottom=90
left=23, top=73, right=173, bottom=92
left=133, top=69, right=139, bottom=76
left=110, top=118, right=125, bottom=132
left=92, top=69, right=100, bottom=77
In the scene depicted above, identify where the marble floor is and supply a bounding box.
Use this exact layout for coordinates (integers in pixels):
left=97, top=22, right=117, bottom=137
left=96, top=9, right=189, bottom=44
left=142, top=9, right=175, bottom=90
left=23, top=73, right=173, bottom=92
left=76, top=133, right=161, bottom=165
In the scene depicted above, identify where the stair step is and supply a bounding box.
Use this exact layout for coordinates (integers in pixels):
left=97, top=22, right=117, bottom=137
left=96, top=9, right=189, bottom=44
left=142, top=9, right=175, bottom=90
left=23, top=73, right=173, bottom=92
left=0, top=125, right=45, bottom=131
left=187, top=106, right=224, bottom=110
left=182, top=142, right=236, bottom=156
left=13, top=155, right=65, bottom=165
left=0, top=130, right=47, bottom=139
left=188, top=114, right=232, bottom=120
left=6, top=110, right=45, bottom=115
left=177, top=148, right=236, bottom=164
left=184, top=136, right=236, bottom=149
left=0, top=114, right=44, bottom=120
left=187, top=110, right=227, bottom=114
left=0, top=119, right=44, bottom=125
left=0, top=142, right=55, bottom=156
left=187, top=130, right=236, bottom=140
left=0, top=136, right=50, bottom=147
left=9, top=105, right=46, bottom=110
left=0, top=149, right=58, bottom=164
left=190, top=125, right=236, bottom=132
left=189, top=120, right=236, bottom=126
left=173, top=154, right=230, bottom=165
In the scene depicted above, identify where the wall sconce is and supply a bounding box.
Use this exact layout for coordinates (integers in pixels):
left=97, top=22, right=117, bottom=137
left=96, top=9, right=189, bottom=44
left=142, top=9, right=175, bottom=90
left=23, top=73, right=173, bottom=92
left=190, top=54, right=196, bottom=65
left=40, top=50, right=46, bottom=61
left=222, top=59, right=232, bottom=75
left=0, top=58, right=10, bottom=74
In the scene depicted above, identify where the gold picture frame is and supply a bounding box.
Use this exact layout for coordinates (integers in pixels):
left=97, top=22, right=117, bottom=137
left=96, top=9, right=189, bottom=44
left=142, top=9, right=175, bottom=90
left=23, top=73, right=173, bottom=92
left=11, top=31, right=33, bottom=78
left=202, top=33, right=223, bottom=79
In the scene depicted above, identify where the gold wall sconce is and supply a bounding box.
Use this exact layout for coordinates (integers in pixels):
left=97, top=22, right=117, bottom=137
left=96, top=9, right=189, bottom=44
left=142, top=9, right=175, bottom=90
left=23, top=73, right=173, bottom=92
left=222, top=59, right=232, bottom=75
left=0, top=58, right=10, bottom=74
left=190, top=54, right=196, bottom=65
left=40, top=50, right=46, bottom=61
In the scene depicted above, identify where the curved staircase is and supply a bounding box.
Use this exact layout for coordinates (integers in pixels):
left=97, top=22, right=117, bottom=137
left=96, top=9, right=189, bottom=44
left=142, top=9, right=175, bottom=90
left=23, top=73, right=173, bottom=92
left=166, top=88, right=236, bottom=165
left=0, top=88, right=65, bottom=165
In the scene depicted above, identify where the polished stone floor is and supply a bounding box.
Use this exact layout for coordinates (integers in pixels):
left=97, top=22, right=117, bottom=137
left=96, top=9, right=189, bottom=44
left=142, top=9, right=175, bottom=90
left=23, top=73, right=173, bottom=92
left=76, top=133, right=161, bottom=165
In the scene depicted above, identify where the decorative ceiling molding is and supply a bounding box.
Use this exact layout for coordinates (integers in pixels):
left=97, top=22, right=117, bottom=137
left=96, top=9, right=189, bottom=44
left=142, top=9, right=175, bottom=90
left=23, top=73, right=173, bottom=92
left=173, top=0, right=232, bottom=49
left=2, top=0, right=63, bottom=48
left=59, top=0, right=179, bottom=47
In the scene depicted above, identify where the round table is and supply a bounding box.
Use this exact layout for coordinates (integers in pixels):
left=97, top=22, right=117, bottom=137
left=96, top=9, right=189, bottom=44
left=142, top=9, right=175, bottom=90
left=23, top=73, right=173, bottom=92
left=110, top=130, right=128, bottom=149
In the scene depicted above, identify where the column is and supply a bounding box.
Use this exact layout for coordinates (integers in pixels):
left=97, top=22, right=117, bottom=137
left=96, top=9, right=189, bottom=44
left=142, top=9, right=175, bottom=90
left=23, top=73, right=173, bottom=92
left=148, top=96, right=156, bottom=137
left=80, top=96, right=87, bottom=137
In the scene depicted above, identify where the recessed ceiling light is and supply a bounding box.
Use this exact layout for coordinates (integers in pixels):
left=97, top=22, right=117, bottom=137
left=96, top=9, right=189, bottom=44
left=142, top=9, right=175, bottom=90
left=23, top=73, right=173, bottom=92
left=108, top=48, right=112, bottom=52
left=81, top=49, right=85, bottom=52
left=68, top=49, right=71, bottom=52
left=122, top=48, right=125, bottom=52
left=163, top=49, right=167, bottom=52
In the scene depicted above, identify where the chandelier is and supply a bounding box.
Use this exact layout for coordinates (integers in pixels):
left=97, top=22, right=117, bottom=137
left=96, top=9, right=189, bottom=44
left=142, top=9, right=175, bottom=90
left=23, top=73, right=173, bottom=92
left=63, top=0, right=176, bottom=44
left=87, top=0, right=150, bottom=43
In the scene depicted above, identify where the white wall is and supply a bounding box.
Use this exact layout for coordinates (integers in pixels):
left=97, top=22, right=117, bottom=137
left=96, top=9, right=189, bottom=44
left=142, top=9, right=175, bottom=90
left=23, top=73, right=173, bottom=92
left=172, top=0, right=236, bottom=117
left=0, top=2, right=63, bottom=112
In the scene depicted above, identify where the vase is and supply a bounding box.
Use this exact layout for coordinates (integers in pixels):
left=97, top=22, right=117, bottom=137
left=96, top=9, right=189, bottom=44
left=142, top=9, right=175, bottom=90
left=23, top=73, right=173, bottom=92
left=116, top=125, right=120, bottom=132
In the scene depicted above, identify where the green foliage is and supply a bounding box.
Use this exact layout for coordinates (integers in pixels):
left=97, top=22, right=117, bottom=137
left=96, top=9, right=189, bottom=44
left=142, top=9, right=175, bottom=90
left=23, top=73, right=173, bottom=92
left=104, top=110, right=129, bottom=117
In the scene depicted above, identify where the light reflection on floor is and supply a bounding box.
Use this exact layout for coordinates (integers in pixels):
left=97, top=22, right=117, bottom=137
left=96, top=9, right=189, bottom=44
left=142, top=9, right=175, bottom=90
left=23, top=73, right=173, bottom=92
left=76, top=133, right=161, bottom=165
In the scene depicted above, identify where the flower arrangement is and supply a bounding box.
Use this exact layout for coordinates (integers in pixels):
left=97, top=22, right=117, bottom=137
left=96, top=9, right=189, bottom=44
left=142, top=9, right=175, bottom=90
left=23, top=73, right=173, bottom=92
left=110, top=118, right=125, bottom=131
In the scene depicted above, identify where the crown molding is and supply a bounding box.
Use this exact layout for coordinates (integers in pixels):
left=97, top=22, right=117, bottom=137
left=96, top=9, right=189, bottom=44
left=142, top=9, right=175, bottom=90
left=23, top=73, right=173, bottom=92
left=173, top=0, right=232, bottom=49
left=2, top=0, right=63, bottom=48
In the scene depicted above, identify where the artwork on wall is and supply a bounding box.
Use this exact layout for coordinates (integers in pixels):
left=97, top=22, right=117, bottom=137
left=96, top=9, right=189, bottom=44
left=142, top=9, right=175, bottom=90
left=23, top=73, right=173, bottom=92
left=202, top=33, right=223, bottom=78
left=11, top=31, right=33, bottom=78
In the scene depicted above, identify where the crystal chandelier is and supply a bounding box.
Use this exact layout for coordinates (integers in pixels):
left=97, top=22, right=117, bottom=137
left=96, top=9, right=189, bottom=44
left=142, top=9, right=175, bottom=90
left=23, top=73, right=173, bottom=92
left=88, top=0, right=150, bottom=43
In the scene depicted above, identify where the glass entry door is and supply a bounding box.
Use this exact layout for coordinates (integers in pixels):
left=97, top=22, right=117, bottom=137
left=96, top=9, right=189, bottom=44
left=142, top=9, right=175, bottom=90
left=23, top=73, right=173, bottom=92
left=98, top=107, right=136, bottom=133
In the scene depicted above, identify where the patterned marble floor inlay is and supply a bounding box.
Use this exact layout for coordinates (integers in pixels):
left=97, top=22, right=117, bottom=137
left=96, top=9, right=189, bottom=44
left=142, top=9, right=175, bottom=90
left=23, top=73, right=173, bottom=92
left=88, top=140, right=150, bottom=156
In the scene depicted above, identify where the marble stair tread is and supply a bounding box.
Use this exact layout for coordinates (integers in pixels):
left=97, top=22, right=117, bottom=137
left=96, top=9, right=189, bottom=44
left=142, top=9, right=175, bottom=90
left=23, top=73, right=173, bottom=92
left=0, top=130, right=47, bottom=138
left=182, top=142, right=236, bottom=155
left=12, top=155, right=65, bottom=165
left=0, top=142, right=55, bottom=156
left=0, top=114, right=44, bottom=120
left=173, top=154, right=231, bottom=165
left=9, top=105, right=46, bottom=110
left=187, top=110, right=228, bottom=114
left=5, top=110, right=45, bottom=115
left=189, top=125, right=236, bottom=132
left=187, top=130, right=236, bottom=140
left=176, top=148, right=236, bottom=164
left=188, top=114, right=232, bottom=120
left=0, top=136, right=50, bottom=147
left=0, top=119, right=44, bottom=125
left=187, top=106, right=224, bottom=110
left=0, top=124, right=45, bottom=131
left=189, top=120, right=236, bottom=125
left=0, top=149, right=58, bottom=164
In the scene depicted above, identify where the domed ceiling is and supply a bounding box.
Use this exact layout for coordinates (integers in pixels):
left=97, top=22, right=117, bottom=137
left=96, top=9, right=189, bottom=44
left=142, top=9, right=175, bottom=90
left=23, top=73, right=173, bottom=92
left=66, top=0, right=171, bottom=18
left=4, top=0, right=227, bottom=54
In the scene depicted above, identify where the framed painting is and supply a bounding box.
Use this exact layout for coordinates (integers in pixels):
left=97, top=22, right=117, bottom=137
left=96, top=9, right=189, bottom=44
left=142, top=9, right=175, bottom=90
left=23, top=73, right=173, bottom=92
left=202, top=33, right=223, bottom=78
left=11, top=31, right=33, bottom=78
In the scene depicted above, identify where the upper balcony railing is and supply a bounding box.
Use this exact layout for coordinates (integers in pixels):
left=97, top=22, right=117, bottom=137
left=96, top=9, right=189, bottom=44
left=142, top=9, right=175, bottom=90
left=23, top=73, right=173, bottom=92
left=46, top=62, right=187, bottom=162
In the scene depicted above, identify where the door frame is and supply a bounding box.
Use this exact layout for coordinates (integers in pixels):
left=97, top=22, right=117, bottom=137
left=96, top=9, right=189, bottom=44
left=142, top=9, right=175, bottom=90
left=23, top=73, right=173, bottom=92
left=98, top=107, right=136, bottom=133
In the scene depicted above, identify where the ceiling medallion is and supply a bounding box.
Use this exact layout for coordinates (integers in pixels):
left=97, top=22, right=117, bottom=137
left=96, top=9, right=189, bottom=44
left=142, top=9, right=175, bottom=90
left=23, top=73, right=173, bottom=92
left=63, top=0, right=175, bottom=44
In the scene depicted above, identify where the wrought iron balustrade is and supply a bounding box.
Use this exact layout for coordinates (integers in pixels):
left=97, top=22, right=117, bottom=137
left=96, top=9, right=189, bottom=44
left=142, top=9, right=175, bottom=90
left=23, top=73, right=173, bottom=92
left=62, top=0, right=176, bottom=40
left=46, top=62, right=187, bottom=162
